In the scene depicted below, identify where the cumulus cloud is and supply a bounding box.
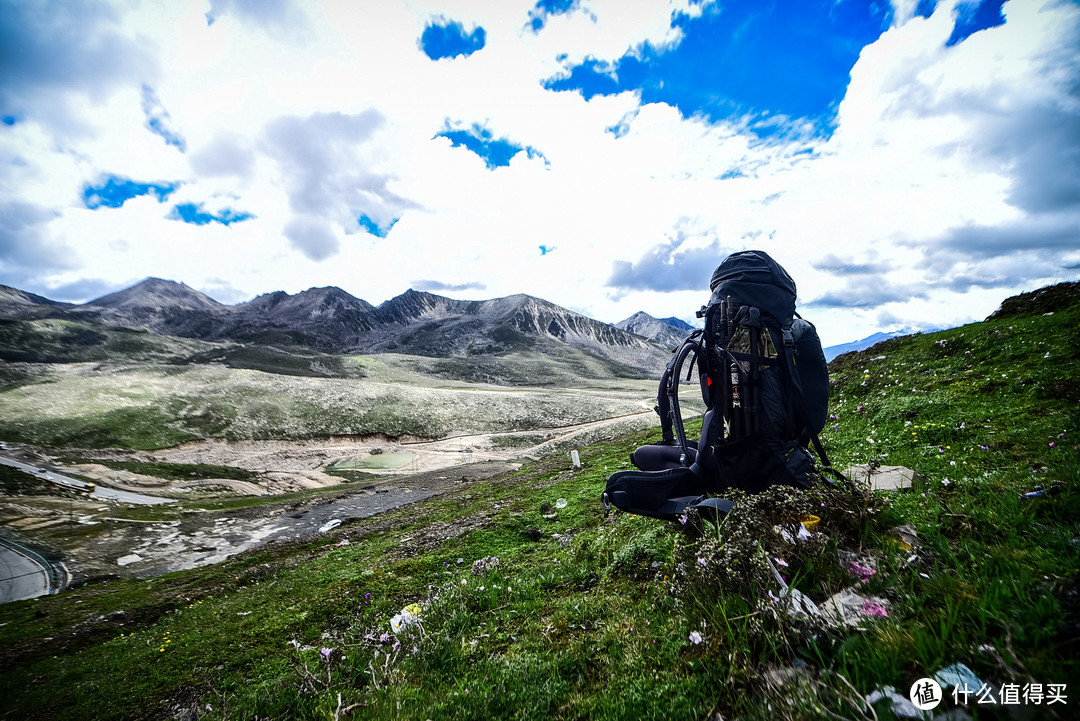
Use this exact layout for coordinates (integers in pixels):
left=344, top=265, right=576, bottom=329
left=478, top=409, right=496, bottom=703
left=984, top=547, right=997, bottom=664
left=189, top=133, right=257, bottom=179
left=607, top=235, right=734, bottom=293
left=0, top=201, right=73, bottom=287
left=204, top=0, right=311, bottom=39
left=810, top=279, right=929, bottom=309
left=2, top=0, right=1078, bottom=348
left=283, top=216, right=339, bottom=262
left=527, top=0, right=583, bottom=33
left=0, top=0, right=157, bottom=132
left=262, top=110, right=416, bottom=250
left=811, top=253, right=890, bottom=275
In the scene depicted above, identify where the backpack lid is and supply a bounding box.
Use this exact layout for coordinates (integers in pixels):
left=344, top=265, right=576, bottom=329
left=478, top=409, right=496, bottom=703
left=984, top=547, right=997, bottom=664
left=708, top=250, right=797, bottom=324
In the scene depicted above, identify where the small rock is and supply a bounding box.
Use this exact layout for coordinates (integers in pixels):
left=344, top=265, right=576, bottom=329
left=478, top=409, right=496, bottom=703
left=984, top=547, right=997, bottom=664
left=933, top=663, right=982, bottom=696
left=845, top=464, right=922, bottom=491
left=888, top=523, right=921, bottom=551
left=864, top=686, right=931, bottom=719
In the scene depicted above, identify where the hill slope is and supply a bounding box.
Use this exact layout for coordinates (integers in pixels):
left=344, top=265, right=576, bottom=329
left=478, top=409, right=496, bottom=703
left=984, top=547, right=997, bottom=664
left=1, top=282, right=1077, bottom=720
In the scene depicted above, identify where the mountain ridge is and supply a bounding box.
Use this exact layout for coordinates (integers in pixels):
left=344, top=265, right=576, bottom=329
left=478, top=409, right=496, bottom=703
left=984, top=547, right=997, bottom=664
left=0, top=279, right=669, bottom=377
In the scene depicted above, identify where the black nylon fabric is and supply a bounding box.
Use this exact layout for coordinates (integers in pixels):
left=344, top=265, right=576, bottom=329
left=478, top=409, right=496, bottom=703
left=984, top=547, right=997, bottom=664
left=791, top=318, right=829, bottom=434
left=708, top=250, right=797, bottom=324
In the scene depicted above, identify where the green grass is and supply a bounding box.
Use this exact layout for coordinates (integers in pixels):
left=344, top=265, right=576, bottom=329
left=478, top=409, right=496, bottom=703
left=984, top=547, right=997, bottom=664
left=1, top=285, right=1078, bottom=719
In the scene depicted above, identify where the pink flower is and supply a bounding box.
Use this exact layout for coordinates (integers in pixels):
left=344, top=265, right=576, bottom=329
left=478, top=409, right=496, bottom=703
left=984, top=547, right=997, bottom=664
left=861, top=601, right=888, bottom=618
left=847, top=561, right=876, bottom=583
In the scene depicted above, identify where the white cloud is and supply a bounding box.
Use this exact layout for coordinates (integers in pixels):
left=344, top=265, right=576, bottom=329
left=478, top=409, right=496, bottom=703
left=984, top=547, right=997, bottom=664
left=1, top=0, right=1077, bottom=350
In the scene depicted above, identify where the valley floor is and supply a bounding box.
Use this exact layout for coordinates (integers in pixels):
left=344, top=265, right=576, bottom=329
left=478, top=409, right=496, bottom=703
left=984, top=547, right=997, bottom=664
left=0, top=409, right=658, bottom=588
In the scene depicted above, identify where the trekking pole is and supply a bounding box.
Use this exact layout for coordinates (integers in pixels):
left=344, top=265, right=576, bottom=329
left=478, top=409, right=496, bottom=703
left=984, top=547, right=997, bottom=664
left=716, top=301, right=729, bottom=441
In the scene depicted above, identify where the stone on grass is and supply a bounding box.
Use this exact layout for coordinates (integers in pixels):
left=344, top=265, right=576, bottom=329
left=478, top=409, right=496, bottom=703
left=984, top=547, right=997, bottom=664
left=844, top=464, right=922, bottom=491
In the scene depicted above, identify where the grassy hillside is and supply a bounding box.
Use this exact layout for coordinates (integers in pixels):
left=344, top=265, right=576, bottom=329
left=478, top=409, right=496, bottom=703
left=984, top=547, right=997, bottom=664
left=1, top=286, right=1078, bottom=719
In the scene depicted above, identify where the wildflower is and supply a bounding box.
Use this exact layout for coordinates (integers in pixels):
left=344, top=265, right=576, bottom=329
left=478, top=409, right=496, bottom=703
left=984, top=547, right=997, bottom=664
left=320, top=647, right=333, bottom=662
left=775, top=558, right=788, bottom=568
left=697, top=557, right=707, bottom=567
left=847, top=561, right=876, bottom=583
left=689, top=631, right=703, bottom=645
left=412, top=646, right=419, bottom=656
left=942, top=478, right=950, bottom=486
left=768, top=590, right=780, bottom=604
left=1050, top=442, right=1056, bottom=448
left=390, top=604, right=423, bottom=634
left=981, top=445, right=988, bottom=450
left=677, top=514, right=688, bottom=525
left=861, top=601, right=888, bottom=618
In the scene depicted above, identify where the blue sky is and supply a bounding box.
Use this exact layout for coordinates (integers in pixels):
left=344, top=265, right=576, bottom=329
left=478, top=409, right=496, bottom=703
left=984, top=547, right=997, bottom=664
left=0, top=0, right=1077, bottom=346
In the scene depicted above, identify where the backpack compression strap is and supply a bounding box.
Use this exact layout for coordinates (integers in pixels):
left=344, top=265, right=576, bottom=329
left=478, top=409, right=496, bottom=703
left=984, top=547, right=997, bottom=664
left=781, top=326, right=846, bottom=485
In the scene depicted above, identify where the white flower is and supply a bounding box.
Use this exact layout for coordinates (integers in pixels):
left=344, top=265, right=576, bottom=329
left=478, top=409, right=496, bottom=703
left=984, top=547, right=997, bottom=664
left=689, top=631, right=703, bottom=645
left=390, top=612, right=413, bottom=634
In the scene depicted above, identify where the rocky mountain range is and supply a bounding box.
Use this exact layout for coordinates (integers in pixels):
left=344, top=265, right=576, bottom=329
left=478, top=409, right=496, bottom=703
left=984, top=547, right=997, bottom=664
left=614, top=311, right=694, bottom=351
left=0, top=279, right=678, bottom=377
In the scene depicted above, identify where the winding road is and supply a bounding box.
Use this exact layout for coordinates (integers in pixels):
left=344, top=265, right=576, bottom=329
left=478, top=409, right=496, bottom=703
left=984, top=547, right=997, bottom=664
left=0, top=454, right=174, bottom=506
left=0, top=539, right=52, bottom=603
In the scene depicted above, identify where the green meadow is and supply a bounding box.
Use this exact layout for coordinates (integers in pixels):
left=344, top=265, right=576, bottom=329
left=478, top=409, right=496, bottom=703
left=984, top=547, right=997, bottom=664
left=1, top=285, right=1078, bottom=720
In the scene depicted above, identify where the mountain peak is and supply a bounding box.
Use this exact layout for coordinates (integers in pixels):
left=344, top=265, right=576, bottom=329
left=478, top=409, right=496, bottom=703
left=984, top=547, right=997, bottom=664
left=85, top=278, right=224, bottom=311
left=614, top=311, right=692, bottom=349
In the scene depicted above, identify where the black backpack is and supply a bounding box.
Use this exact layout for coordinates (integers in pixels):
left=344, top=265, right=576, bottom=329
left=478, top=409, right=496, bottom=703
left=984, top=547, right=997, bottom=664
left=602, top=250, right=839, bottom=521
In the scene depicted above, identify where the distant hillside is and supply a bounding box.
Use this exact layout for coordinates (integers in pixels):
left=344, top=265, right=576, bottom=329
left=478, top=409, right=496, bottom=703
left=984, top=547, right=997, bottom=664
left=823, top=330, right=910, bottom=362
left=615, top=311, right=692, bottom=350
left=0, top=279, right=669, bottom=378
